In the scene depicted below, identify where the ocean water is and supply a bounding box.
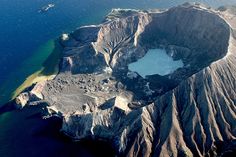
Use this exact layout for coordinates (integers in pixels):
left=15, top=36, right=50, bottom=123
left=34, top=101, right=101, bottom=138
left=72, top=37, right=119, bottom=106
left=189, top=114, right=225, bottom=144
left=0, top=0, right=236, bottom=105
left=0, top=0, right=235, bottom=156
left=129, top=49, right=184, bottom=77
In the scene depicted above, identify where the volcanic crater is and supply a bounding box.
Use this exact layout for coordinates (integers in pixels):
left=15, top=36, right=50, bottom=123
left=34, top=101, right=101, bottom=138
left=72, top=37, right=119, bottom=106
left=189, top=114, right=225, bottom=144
left=15, top=3, right=236, bottom=157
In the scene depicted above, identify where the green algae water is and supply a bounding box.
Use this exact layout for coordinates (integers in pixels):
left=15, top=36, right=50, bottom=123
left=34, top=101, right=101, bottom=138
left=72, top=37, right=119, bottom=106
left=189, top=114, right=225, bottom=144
left=0, top=40, right=58, bottom=106
left=12, top=40, right=63, bottom=99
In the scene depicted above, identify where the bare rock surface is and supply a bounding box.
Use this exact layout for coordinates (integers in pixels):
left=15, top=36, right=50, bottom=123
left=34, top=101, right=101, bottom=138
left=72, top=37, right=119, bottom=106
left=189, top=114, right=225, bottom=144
left=15, top=4, right=236, bottom=157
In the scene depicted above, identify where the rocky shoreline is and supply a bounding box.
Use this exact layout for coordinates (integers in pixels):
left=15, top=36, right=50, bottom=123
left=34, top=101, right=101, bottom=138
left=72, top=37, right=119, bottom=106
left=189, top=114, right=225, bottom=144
left=12, top=3, right=236, bottom=157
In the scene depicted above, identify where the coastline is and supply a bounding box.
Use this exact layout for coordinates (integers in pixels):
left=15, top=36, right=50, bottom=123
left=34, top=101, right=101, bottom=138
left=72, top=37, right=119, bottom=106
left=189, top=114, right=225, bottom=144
left=0, top=39, right=62, bottom=106
left=12, top=40, right=62, bottom=100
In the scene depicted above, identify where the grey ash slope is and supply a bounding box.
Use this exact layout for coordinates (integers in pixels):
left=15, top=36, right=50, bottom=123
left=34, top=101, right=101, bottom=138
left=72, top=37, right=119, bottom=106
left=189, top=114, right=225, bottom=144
left=16, top=4, right=236, bottom=157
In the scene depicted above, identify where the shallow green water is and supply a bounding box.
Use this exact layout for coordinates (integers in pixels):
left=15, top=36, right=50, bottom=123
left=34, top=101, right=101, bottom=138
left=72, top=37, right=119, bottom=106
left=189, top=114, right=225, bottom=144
left=0, top=40, right=55, bottom=106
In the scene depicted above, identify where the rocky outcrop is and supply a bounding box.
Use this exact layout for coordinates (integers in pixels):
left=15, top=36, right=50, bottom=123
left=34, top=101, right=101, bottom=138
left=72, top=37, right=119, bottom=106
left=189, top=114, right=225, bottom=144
left=15, top=81, right=46, bottom=108
left=15, top=4, right=236, bottom=157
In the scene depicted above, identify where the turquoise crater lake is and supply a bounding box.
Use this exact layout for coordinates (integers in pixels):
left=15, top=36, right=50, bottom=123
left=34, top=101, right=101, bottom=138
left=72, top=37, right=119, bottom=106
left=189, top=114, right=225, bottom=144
left=128, top=49, right=184, bottom=77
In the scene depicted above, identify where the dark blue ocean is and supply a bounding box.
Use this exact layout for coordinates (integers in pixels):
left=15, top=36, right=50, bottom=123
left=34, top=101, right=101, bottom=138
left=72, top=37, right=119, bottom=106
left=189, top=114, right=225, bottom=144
left=0, top=0, right=235, bottom=157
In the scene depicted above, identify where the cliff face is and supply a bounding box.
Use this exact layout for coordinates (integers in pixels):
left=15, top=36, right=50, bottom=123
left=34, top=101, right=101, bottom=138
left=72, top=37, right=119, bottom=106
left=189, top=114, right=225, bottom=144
left=15, top=4, right=236, bottom=157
